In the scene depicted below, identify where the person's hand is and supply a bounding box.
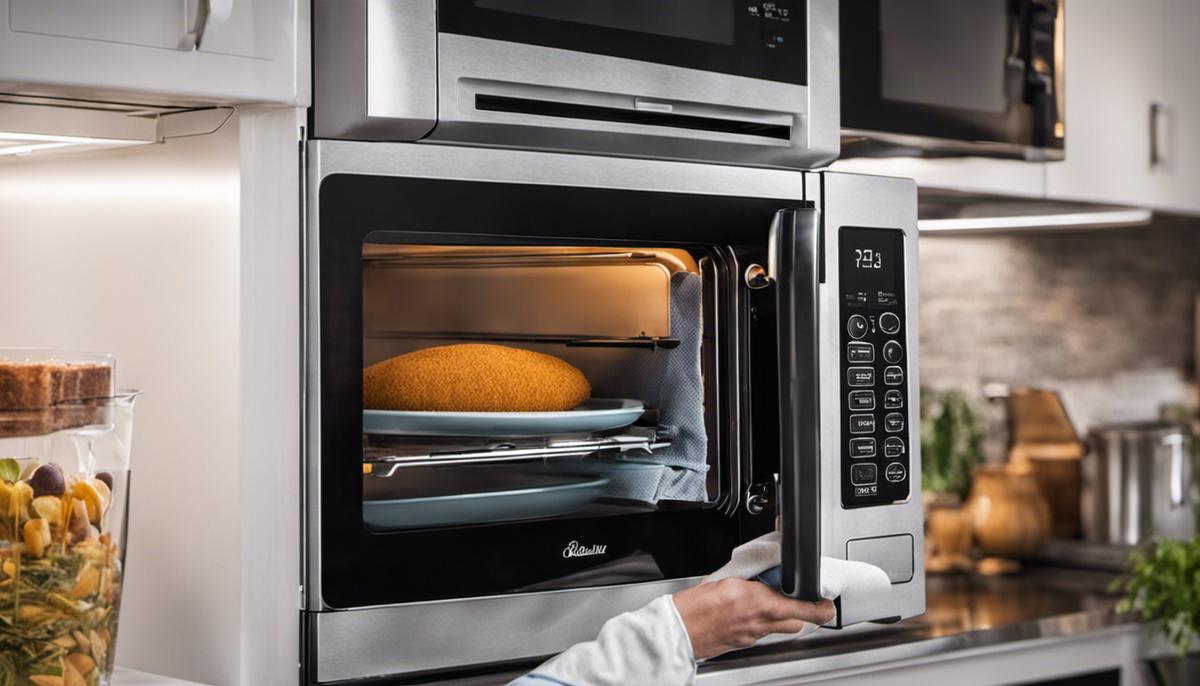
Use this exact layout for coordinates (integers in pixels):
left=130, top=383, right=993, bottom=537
left=672, top=579, right=836, bottom=659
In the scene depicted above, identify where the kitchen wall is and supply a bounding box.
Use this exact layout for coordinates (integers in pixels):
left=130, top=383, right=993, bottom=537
left=918, top=218, right=1200, bottom=434
left=0, top=125, right=242, bottom=684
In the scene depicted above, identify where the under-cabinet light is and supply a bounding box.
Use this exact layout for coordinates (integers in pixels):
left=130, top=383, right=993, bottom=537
left=0, top=131, right=153, bottom=157
left=918, top=209, right=1153, bottom=233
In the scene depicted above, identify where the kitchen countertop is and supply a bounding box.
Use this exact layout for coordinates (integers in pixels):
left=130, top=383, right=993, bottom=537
left=696, top=565, right=1127, bottom=684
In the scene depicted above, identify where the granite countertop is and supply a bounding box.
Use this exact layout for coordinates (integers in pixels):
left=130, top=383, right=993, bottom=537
left=697, top=565, right=1127, bottom=684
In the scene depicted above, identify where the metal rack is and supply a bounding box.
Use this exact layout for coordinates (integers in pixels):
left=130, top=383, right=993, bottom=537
left=364, top=427, right=671, bottom=478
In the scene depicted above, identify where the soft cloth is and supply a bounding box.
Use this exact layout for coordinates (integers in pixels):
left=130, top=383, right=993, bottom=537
left=515, top=594, right=696, bottom=686
left=703, top=530, right=893, bottom=643
left=620, top=272, right=708, bottom=502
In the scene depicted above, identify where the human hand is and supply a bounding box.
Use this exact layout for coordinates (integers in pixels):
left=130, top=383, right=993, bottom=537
left=672, top=579, right=836, bottom=660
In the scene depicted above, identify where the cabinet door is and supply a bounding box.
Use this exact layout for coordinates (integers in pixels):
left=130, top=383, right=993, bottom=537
left=1157, top=0, right=1200, bottom=214
left=0, top=0, right=305, bottom=105
left=1045, top=0, right=1168, bottom=207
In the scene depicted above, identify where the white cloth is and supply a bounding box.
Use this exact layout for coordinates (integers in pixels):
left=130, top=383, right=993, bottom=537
left=702, top=530, right=893, bottom=645
left=520, top=595, right=696, bottom=686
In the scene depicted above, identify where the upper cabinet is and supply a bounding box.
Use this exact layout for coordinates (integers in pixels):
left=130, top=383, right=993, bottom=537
left=1157, top=0, right=1200, bottom=214
left=0, top=0, right=309, bottom=106
left=1044, top=0, right=1167, bottom=208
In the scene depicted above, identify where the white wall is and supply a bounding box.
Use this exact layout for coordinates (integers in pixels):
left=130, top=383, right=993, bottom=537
left=0, top=121, right=242, bottom=684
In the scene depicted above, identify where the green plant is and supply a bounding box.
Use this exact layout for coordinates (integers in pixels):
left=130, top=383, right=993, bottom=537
left=1112, top=537, right=1200, bottom=655
left=919, top=389, right=984, bottom=498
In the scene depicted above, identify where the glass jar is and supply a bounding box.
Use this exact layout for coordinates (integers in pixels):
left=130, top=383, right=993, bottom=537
left=0, top=349, right=137, bottom=686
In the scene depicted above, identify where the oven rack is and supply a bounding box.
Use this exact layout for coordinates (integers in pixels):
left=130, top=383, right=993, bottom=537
left=364, top=428, right=671, bottom=477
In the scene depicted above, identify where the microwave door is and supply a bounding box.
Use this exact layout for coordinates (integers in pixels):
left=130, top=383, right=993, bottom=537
left=768, top=207, right=823, bottom=602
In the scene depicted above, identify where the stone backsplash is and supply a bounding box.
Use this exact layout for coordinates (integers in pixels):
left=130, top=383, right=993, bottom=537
left=917, top=217, right=1200, bottom=434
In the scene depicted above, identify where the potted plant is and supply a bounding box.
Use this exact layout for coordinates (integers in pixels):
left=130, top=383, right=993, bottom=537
left=920, top=389, right=985, bottom=573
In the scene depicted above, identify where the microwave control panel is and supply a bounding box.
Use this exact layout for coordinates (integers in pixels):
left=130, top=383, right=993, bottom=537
left=838, top=227, right=911, bottom=508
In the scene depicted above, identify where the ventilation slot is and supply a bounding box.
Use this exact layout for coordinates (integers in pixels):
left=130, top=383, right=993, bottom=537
left=475, top=94, right=792, bottom=141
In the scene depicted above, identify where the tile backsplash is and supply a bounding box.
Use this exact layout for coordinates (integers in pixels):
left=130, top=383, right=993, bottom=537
left=917, top=218, right=1200, bottom=433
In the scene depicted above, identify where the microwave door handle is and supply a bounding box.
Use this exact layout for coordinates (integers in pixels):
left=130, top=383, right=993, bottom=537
left=769, top=207, right=823, bottom=602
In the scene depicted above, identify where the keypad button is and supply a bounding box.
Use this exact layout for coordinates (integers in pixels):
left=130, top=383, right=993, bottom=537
left=879, top=312, right=901, bottom=334
left=884, top=366, right=904, bottom=386
left=847, top=314, right=868, bottom=340
left=847, top=342, right=874, bottom=363
left=849, top=414, right=875, bottom=434
left=884, top=437, right=906, bottom=458
left=883, top=390, right=904, bottom=410
left=883, top=340, right=904, bottom=364
left=885, top=412, right=905, bottom=433
left=851, top=463, right=878, bottom=486
left=847, top=367, right=875, bottom=387
left=848, top=390, right=876, bottom=411
left=849, top=437, right=876, bottom=458
left=885, top=462, right=907, bottom=483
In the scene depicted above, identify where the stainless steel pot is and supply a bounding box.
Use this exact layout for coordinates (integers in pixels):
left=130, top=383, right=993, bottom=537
left=1082, top=422, right=1198, bottom=545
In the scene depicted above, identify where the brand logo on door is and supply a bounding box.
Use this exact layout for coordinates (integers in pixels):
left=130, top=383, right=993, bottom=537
left=562, top=540, right=607, bottom=559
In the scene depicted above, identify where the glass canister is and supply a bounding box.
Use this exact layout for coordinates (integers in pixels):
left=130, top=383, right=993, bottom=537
left=0, top=349, right=138, bottom=686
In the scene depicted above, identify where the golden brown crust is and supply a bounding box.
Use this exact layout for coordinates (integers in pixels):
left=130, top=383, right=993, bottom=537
left=363, top=344, right=591, bottom=412
left=0, top=361, right=112, bottom=410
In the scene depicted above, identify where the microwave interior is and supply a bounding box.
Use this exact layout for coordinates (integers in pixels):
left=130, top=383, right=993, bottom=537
left=361, top=242, right=730, bottom=528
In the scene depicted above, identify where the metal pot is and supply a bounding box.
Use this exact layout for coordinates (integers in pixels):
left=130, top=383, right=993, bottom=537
left=1083, top=422, right=1199, bottom=545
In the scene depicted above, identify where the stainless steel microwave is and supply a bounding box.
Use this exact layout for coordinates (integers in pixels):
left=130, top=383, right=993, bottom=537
left=312, top=0, right=841, bottom=168
left=840, top=0, right=1065, bottom=160
left=301, top=141, right=925, bottom=683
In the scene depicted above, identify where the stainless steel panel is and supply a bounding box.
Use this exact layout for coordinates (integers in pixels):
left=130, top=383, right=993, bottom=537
left=311, top=577, right=695, bottom=683
left=847, top=534, right=915, bottom=584
left=811, top=170, right=924, bottom=626
left=312, top=0, right=437, bottom=140
left=428, top=33, right=833, bottom=168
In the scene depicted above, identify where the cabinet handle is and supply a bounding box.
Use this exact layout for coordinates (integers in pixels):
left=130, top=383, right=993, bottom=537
left=179, top=0, right=235, bottom=51
left=1150, top=102, right=1167, bottom=169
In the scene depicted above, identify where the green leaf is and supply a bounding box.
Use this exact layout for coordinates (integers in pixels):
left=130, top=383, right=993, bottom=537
left=0, top=459, right=18, bottom=483
left=1115, top=537, right=1200, bottom=655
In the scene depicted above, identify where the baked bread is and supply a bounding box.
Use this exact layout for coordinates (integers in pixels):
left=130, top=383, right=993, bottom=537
left=364, top=344, right=591, bottom=412
left=0, top=361, right=112, bottom=410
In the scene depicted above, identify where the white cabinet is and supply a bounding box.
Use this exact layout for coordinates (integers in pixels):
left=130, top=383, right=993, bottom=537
left=1044, top=0, right=1168, bottom=208
left=1158, top=0, right=1200, bottom=214
left=0, top=0, right=308, bottom=106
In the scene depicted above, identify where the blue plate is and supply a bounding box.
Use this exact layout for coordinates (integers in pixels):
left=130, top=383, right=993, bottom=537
left=363, top=468, right=610, bottom=530
left=362, top=398, right=645, bottom=437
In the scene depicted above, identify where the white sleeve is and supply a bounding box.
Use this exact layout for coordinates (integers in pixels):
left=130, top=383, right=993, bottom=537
left=514, top=594, right=697, bottom=686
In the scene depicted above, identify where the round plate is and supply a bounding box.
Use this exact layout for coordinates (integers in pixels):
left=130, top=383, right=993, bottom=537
left=363, top=468, right=610, bottom=530
left=362, top=398, right=645, bottom=437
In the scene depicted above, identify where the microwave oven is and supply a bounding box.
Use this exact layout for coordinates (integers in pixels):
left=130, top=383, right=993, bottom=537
left=840, top=0, right=1065, bottom=160
left=312, top=0, right=841, bottom=168
left=301, top=141, right=924, bottom=683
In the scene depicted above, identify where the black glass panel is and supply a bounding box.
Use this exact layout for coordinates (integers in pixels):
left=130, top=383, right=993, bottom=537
left=318, top=174, right=792, bottom=608
left=439, top=0, right=807, bottom=86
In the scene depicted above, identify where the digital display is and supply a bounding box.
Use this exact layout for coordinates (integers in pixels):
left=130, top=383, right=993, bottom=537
left=475, top=0, right=735, bottom=46
left=840, top=228, right=902, bottom=308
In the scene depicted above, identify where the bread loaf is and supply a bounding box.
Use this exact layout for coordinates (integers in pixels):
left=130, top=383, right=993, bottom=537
left=364, top=344, right=591, bottom=412
left=0, top=361, right=112, bottom=410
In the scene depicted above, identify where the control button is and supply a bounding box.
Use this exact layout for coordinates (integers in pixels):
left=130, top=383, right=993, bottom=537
left=885, top=412, right=905, bottom=433
left=847, top=314, right=868, bottom=340
left=847, top=342, right=874, bottom=363
left=848, top=390, right=876, bottom=411
left=851, top=463, right=878, bottom=486
left=882, top=340, right=904, bottom=364
left=849, top=414, right=876, bottom=434
left=884, top=437, right=906, bottom=458
left=885, top=462, right=907, bottom=483
left=883, top=390, right=904, bottom=410
left=847, top=367, right=875, bottom=387
left=849, top=438, right=877, bottom=458
left=879, top=312, right=901, bottom=334
left=884, top=366, right=904, bottom=386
